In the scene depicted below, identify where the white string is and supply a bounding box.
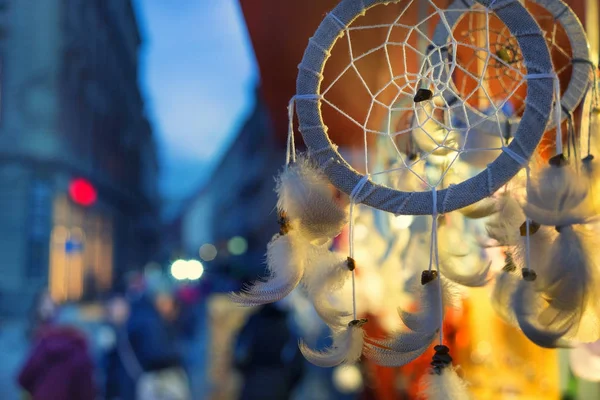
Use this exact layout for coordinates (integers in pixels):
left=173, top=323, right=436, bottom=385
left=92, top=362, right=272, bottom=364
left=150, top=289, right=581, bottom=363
left=286, top=98, right=296, bottom=166
left=427, top=186, right=444, bottom=345
left=348, top=174, right=370, bottom=321
left=287, top=94, right=323, bottom=165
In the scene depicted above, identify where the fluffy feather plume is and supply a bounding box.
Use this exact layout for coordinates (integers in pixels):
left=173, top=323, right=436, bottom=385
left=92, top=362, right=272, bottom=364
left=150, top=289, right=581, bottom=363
left=276, top=155, right=348, bottom=241
left=524, top=160, right=590, bottom=227
left=363, top=339, right=433, bottom=367
left=491, top=265, right=520, bottom=324
left=533, top=226, right=600, bottom=342
left=457, top=197, right=498, bottom=219
left=299, top=320, right=366, bottom=367
left=485, top=193, right=525, bottom=246
left=511, top=281, right=572, bottom=348
left=302, top=251, right=353, bottom=327
left=399, top=276, right=459, bottom=333
left=230, top=233, right=305, bottom=306
left=440, top=258, right=491, bottom=288
left=420, top=367, right=471, bottom=400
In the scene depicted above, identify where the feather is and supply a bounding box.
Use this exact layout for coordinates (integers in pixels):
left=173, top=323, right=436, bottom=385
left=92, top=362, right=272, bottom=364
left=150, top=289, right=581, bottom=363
left=230, top=233, right=304, bottom=306
left=457, top=197, right=498, bottom=219
left=367, top=330, right=437, bottom=353
left=276, top=154, right=348, bottom=241
left=420, top=366, right=471, bottom=400
left=536, top=226, right=600, bottom=342
left=363, top=341, right=432, bottom=367
left=511, top=281, right=572, bottom=348
left=485, top=193, right=525, bottom=246
left=524, top=162, right=590, bottom=227
left=440, top=258, right=491, bottom=287
left=302, top=250, right=353, bottom=327
left=399, top=278, right=459, bottom=333
left=299, top=322, right=366, bottom=367
left=491, top=268, right=519, bottom=324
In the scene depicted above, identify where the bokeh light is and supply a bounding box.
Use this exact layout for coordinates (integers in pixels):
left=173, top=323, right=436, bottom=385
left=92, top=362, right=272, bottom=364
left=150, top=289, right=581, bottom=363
left=332, top=364, right=363, bottom=393
left=170, top=259, right=189, bottom=281
left=199, top=243, right=218, bottom=261
left=227, top=236, right=248, bottom=255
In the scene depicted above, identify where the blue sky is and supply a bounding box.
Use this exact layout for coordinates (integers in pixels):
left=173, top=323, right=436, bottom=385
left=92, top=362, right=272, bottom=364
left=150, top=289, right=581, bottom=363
left=132, top=0, right=258, bottom=201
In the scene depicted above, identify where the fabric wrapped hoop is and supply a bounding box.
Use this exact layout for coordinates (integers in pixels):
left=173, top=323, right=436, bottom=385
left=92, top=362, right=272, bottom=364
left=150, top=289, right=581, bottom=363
left=433, top=0, right=591, bottom=138
left=295, top=0, right=554, bottom=215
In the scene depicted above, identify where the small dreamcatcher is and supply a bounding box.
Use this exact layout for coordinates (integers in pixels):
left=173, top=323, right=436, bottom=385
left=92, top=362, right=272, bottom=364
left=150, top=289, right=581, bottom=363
left=231, top=0, right=599, bottom=398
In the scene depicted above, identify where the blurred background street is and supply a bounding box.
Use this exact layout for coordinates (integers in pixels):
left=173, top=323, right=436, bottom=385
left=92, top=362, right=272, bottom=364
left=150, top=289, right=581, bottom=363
left=0, top=0, right=599, bottom=399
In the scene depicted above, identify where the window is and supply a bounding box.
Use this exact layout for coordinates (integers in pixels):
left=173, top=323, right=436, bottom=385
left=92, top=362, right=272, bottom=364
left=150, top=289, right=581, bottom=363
left=49, top=195, right=113, bottom=302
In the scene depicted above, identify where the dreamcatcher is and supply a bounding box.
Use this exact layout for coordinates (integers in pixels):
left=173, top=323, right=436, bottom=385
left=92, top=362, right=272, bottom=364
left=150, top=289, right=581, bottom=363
left=231, top=0, right=597, bottom=398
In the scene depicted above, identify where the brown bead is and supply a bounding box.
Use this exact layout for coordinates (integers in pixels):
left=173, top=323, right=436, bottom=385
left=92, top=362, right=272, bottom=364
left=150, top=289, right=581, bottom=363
left=548, top=154, right=568, bottom=167
left=421, top=270, right=438, bottom=285
left=346, top=257, right=356, bottom=271
left=414, top=88, right=433, bottom=103
left=434, top=345, right=450, bottom=354
left=522, top=268, right=537, bottom=282
left=348, top=318, right=368, bottom=327
left=520, top=220, right=540, bottom=236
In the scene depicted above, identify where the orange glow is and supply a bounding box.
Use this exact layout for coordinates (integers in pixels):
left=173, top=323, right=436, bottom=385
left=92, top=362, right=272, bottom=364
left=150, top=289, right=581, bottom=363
left=49, top=195, right=113, bottom=302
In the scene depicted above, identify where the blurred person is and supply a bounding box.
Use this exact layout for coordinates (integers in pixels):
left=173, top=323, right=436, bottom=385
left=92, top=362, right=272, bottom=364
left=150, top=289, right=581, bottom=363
left=27, top=289, right=57, bottom=340
left=174, top=284, right=207, bottom=398
left=116, top=282, right=191, bottom=400
left=56, top=272, right=115, bottom=397
left=104, top=295, right=132, bottom=400
left=17, top=325, right=96, bottom=399
left=234, top=303, right=306, bottom=400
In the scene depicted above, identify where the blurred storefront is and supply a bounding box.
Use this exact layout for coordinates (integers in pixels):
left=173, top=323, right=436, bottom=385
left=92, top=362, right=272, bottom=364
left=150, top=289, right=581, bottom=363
left=0, top=0, right=160, bottom=315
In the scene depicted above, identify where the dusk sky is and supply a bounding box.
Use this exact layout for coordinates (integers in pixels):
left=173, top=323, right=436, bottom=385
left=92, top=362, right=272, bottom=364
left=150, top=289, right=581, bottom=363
left=132, top=0, right=258, bottom=201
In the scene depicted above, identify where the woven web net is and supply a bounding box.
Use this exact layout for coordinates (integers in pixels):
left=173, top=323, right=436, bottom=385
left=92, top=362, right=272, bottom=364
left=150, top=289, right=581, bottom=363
left=317, top=0, right=573, bottom=193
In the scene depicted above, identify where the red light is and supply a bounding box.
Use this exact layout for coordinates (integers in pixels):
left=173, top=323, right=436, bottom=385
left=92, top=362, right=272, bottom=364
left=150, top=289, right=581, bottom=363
left=69, top=178, right=97, bottom=207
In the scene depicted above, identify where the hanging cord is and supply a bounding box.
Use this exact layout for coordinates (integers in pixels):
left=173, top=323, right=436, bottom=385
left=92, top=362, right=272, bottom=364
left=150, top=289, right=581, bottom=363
left=286, top=94, right=323, bottom=166
left=553, top=76, right=564, bottom=156
left=348, top=175, right=371, bottom=320
left=501, top=146, right=533, bottom=276
left=561, top=105, right=578, bottom=163
left=587, top=65, right=600, bottom=157
left=428, top=186, right=444, bottom=345
left=286, top=97, right=297, bottom=166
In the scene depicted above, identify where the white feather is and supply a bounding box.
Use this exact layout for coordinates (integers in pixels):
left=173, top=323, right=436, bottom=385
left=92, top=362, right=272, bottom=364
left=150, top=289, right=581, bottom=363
left=420, top=367, right=471, bottom=400
left=363, top=340, right=432, bottom=367
left=524, top=163, right=590, bottom=227
left=485, top=193, right=525, bottom=246
left=491, top=268, right=520, bottom=324
left=536, top=226, right=600, bottom=342
left=457, top=197, right=498, bottom=219
left=440, top=258, right=491, bottom=288
left=399, top=278, right=459, bottom=333
left=230, top=233, right=304, bottom=306
left=299, top=324, right=365, bottom=367
left=302, top=250, right=353, bottom=327
left=367, top=330, right=436, bottom=353
left=276, top=155, right=348, bottom=241
left=511, top=281, right=572, bottom=348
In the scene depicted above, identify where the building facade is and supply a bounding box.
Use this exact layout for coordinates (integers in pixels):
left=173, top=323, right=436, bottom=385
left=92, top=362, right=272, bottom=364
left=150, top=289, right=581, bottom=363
left=0, top=0, right=159, bottom=315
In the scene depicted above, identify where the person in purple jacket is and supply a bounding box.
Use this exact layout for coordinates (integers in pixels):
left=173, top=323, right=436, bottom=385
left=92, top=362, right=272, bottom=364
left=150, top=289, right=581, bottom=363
left=17, top=326, right=97, bottom=400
